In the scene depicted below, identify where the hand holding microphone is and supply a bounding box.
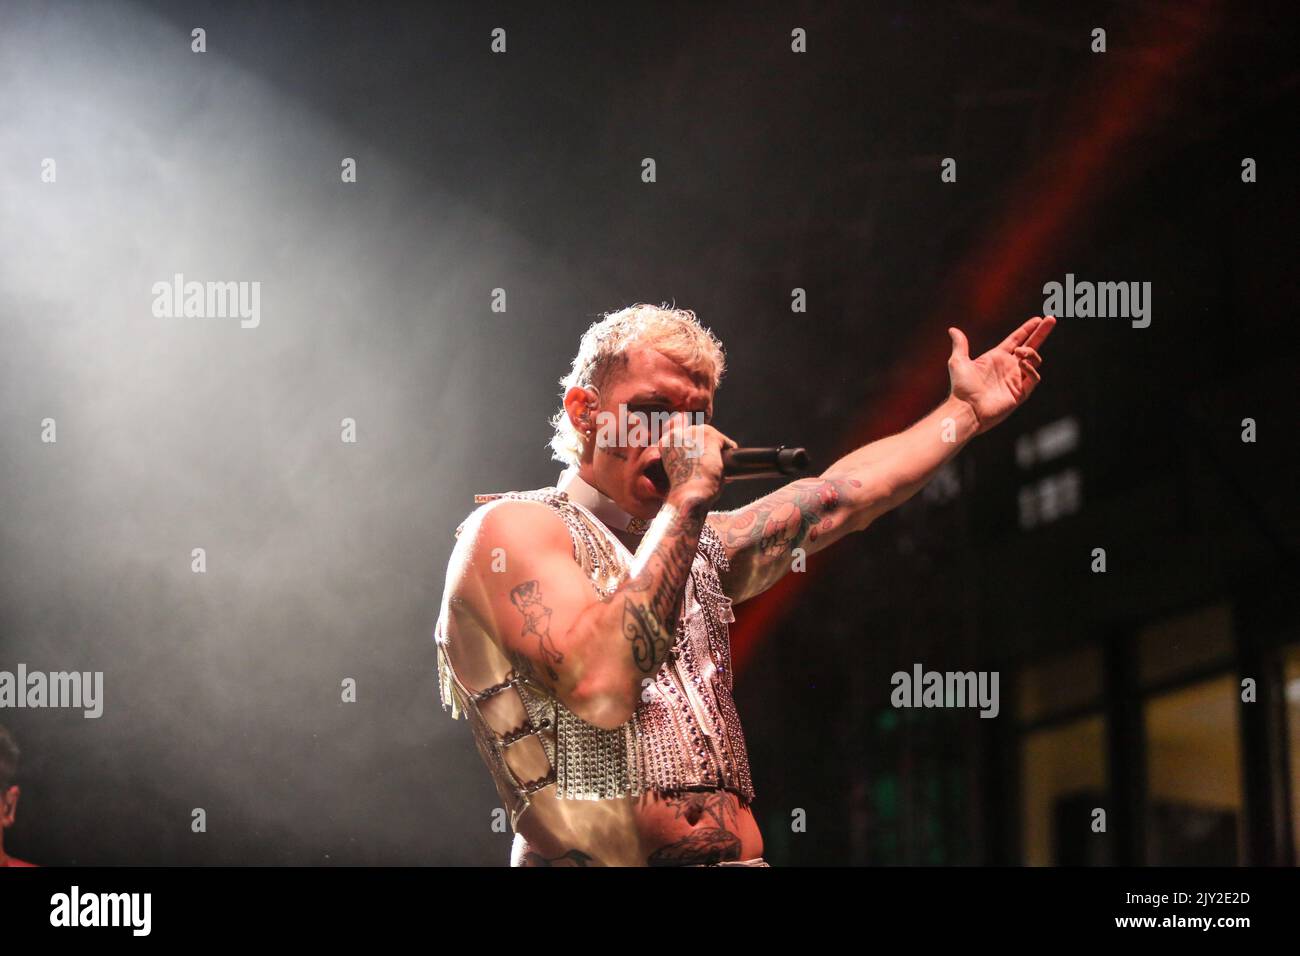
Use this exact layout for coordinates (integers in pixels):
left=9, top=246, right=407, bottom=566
left=656, top=414, right=812, bottom=505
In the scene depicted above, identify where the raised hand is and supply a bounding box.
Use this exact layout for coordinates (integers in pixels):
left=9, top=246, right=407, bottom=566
left=947, top=315, right=1056, bottom=433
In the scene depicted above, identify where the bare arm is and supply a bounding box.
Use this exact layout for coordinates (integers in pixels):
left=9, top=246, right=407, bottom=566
left=447, top=423, right=734, bottom=730
left=711, top=316, right=1056, bottom=604
left=709, top=396, right=977, bottom=603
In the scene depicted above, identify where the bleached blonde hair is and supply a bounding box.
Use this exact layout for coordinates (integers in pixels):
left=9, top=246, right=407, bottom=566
left=549, top=303, right=726, bottom=465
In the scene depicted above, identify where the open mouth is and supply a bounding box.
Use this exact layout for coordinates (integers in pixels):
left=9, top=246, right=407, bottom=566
left=642, top=459, right=670, bottom=495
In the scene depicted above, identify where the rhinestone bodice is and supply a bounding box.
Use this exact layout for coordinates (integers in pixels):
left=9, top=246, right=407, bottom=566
left=435, top=485, right=755, bottom=833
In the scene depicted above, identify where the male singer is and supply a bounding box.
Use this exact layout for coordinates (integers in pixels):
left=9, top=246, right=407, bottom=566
left=434, top=303, right=1055, bottom=866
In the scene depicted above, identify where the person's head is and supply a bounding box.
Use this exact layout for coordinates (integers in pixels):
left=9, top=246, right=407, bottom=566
left=550, top=303, right=726, bottom=520
left=0, top=725, right=20, bottom=852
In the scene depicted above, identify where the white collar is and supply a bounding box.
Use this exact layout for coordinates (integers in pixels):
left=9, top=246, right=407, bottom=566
left=557, top=467, right=651, bottom=535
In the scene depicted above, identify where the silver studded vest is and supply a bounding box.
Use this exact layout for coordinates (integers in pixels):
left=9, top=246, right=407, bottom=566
left=435, top=485, right=755, bottom=833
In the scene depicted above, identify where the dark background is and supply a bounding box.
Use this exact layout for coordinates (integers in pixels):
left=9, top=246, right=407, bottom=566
left=0, top=0, right=1295, bottom=865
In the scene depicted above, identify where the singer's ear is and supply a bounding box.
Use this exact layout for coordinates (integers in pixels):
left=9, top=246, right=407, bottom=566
left=562, top=385, right=600, bottom=431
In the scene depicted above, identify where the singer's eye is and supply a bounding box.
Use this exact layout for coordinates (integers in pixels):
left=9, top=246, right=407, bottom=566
left=627, top=404, right=667, bottom=431
left=625, top=408, right=653, bottom=439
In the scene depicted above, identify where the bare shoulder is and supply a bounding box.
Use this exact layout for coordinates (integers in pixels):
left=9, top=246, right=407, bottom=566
left=458, top=497, right=573, bottom=561
left=442, top=498, right=573, bottom=616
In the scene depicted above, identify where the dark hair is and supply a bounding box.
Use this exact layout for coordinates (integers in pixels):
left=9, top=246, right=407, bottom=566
left=0, top=725, right=20, bottom=791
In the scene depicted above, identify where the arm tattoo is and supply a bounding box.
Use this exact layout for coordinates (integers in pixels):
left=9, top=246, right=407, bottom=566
left=621, top=601, right=674, bottom=674
left=718, top=477, right=859, bottom=560
left=509, top=580, right=565, bottom=684
left=620, top=502, right=706, bottom=674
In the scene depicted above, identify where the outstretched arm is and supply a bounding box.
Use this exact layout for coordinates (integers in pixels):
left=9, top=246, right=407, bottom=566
left=710, top=315, right=1056, bottom=604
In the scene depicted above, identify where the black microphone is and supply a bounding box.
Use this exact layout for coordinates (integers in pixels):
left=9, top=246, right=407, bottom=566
left=721, top=446, right=811, bottom=480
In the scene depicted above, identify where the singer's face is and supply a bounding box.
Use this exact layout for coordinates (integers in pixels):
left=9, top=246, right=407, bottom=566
left=588, top=347, right=714, bottom=520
